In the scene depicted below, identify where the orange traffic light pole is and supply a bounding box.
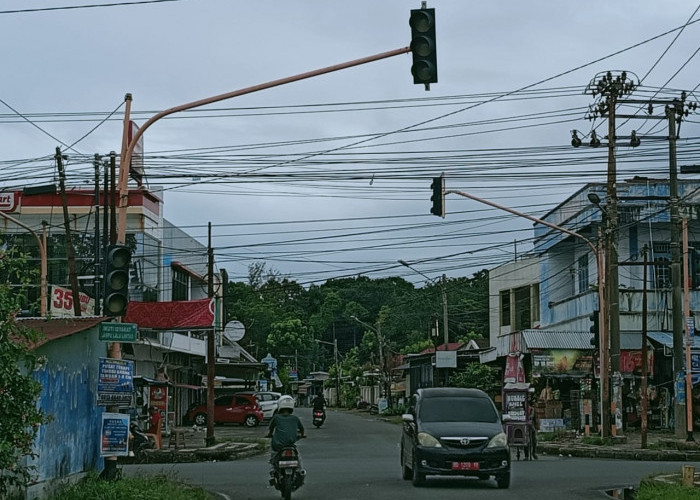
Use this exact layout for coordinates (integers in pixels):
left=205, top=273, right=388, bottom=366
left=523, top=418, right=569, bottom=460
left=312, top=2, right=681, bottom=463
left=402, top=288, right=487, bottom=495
left=115, top=46, right=410, bottom=244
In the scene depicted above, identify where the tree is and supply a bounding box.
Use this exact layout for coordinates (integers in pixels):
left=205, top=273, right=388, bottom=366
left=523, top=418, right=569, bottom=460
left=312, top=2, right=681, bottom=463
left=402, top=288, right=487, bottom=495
left=449, top=363, right=499, bottom=395
left=0, top=247, right=50, bottom=496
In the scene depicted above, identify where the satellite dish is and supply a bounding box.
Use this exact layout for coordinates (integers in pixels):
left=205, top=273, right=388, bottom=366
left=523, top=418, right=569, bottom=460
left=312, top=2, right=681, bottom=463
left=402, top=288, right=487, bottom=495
left=223, top=320, right=245, bottom=343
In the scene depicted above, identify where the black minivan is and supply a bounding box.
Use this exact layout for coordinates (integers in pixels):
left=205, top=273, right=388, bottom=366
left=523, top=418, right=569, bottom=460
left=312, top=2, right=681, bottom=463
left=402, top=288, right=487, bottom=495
left=400, top=387, right=510, bottom=488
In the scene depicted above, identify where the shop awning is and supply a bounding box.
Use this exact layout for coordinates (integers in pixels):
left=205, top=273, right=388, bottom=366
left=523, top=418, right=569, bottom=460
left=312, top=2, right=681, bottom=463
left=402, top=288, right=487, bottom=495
left=522, top=330, right=592, bottom=350
left=647, top=331, right=700, bottom=349
left=124, top=298, right=214, bottom=329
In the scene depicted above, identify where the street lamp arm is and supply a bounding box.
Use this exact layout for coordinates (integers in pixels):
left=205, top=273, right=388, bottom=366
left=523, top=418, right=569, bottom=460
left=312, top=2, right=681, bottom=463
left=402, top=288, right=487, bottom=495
left=446, top=189, right=597, bottom=255
left=0, top=212, right=47, bottom=316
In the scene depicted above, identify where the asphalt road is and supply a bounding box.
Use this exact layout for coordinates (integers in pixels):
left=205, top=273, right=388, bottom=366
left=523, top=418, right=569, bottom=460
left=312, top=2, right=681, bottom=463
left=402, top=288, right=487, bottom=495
left=124, top=409, right=700, bottom=499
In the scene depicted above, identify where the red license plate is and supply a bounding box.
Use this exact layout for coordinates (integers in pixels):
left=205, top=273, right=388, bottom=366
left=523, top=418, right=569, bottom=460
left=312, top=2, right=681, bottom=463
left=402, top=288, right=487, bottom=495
left=451, top=461, right=479, bottom=471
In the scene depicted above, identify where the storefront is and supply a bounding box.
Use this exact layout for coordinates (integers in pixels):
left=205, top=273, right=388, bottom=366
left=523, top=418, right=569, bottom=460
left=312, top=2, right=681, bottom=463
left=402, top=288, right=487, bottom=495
left=520, top=330, right=655, bottom=432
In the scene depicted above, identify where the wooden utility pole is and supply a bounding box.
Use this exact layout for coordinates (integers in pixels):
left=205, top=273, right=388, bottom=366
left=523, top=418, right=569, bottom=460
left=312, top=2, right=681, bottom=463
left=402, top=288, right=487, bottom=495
left=55, top=147, right=82, bottom=317
left=641, top=246, right=649, bottom=449
left=206, top=222, right=216, bottom=446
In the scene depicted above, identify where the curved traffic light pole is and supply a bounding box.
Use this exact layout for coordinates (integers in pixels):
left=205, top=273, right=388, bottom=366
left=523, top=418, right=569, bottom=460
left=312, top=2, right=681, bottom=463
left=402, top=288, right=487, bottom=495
left=445, top=188, right=612, bottom=438
left=115, top=46, right=411, bottom=244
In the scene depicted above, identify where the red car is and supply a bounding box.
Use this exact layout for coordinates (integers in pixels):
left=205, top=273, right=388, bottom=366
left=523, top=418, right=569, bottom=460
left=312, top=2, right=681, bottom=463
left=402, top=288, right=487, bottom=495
left=186, top=394, right=263, bottom=427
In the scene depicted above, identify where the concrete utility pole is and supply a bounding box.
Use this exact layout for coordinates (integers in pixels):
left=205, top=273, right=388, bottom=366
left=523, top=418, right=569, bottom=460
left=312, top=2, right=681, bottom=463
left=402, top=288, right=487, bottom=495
left=583, top=71, right=637, bottom=437
left=615, top=93, right=698, bottom=439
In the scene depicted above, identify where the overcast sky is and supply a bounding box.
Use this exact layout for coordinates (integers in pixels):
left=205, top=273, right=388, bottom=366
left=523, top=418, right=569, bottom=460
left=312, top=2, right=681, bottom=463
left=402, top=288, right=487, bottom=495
left=2, top=0, right=699, bottom=286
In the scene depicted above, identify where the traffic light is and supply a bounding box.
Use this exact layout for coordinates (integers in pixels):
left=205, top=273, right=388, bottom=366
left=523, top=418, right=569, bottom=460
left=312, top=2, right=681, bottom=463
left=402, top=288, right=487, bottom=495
left=103, top=244, right=132, bottom=316
left=430, top=176, right=444, bottom=217
left=590, top=310, right=600, bottom=349
left=409, top=7, right=437, bottom=86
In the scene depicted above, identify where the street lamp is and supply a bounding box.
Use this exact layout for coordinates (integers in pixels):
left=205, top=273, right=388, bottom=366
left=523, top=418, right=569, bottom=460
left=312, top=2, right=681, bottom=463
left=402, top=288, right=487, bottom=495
left=350, top=315, right=391, bottom=407
left=314, top=338, right=340, bottom=406
left=398, top=259, right=448, bottom=348
left=0, top=212, right=47, bottom=316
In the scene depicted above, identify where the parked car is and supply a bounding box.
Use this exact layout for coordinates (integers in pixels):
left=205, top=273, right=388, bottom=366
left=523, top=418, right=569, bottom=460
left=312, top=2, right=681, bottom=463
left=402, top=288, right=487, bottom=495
left=400, top=387, right=510, bottom=488
left=186, top=393, right=263, bottom=427
left=254, top=391, right=282, bottom=419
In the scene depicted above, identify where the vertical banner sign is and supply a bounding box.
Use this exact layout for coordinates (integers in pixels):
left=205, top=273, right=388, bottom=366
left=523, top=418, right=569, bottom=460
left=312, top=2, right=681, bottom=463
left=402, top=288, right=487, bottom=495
left=149, top=385, right=168, bottom=434
left=100, top=412, right=130, bottom=456
left=97, top=358, right=134, bottom=406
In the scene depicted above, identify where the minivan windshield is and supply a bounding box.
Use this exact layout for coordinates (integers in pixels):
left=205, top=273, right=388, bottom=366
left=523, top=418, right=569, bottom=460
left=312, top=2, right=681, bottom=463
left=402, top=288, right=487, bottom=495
left=419, top=397, right=499, bottom=423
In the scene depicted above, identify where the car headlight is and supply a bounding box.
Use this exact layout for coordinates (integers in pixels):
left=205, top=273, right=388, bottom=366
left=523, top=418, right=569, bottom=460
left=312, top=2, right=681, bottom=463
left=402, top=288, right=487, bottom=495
left=486, top=432, right=508, bottom=448
left=417, top=432, right=442, bottom=448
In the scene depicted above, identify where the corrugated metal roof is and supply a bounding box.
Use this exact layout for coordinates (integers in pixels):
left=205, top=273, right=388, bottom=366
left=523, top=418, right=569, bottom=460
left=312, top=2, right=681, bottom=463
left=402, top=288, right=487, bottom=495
left=522, top=330, right=592, bottom=350
left=647, top=331, right=700, bottom=349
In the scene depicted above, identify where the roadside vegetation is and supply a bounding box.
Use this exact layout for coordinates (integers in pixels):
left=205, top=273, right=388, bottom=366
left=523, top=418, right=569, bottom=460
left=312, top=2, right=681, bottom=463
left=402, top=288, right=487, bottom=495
left=637, top=480, right=699, bottom=500
left=50, top=473, right=213, bottom=500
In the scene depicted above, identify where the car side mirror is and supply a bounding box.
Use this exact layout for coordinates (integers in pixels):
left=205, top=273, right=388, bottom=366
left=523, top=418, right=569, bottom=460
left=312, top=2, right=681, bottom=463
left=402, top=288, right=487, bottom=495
left=402, top=413, right=414, bottom=423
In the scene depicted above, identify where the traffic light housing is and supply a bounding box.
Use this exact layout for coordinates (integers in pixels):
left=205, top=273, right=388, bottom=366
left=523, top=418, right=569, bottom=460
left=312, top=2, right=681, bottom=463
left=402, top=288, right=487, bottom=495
left=430, top=176, right=444, bottom=217
left=409, top=7, right=438, bottom=86
left=103, top=244, right=131, bottom=316
left=590, top=310, right=600, bottom=349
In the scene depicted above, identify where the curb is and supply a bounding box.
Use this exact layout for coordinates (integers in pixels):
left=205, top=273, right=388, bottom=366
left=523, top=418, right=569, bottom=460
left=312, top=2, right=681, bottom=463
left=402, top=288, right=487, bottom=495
left=539, top=443, right=700, bottom=462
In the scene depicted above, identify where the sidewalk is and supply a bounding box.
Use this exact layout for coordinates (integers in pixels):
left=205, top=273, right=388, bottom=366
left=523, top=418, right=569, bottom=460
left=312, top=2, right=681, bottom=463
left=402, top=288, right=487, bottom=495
left=538, top=428, right=700, bottom=462
left=122, top=425, right=268, bottom=464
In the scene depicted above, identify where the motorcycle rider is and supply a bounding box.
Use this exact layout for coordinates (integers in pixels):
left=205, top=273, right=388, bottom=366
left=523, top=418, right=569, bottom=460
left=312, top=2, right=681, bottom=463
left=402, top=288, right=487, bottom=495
left=312, top=393, right=326, bottom=411
left=266, top=395, right=306, bottom=483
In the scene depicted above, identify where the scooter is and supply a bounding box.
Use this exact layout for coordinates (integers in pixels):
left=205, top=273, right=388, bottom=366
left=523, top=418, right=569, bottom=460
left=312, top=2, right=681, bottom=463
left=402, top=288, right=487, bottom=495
left=270, top=445, right=305, bottom=500
left=312, top=408, right=326, bottom=428
left=130, top=422, right=155, bottom=460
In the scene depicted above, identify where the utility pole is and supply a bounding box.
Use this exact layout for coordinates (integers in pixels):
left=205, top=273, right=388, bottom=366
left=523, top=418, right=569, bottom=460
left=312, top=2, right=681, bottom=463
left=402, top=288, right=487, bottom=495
left=584, top=89, right=698, bottom=438
left=206, top=222, right=216, bottom=446
left=93, top=154, right=102, bottom=316
left=583, top=71, right=637, bottom=437
left=55, top=147, right=82, bottom=317
left=668, top=102, right=686, bottom=438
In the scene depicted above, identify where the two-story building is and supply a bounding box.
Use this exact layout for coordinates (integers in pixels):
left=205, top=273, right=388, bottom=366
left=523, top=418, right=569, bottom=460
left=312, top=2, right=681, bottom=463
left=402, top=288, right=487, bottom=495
left=489, top=177, right=700, bottom=431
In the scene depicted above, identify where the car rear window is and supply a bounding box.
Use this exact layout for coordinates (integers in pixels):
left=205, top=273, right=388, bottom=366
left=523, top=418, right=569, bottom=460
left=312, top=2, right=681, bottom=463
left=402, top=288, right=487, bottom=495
left=419, top=397, right=499, bottom=423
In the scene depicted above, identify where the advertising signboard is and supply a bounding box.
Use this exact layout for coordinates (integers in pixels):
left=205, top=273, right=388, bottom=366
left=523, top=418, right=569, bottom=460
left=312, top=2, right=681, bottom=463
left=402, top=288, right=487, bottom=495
left=97, top=358, right=134, bottom=407
left=100, top=412, right=130, bottom=456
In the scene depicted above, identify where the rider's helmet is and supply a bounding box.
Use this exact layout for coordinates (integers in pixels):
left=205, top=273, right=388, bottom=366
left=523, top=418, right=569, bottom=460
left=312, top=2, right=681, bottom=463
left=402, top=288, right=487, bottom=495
left=278, top=395, right=295, bottom=413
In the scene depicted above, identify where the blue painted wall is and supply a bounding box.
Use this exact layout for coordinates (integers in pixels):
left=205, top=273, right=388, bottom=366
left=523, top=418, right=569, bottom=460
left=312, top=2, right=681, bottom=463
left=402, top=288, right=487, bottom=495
left=27, top=327, right=106, bottom=496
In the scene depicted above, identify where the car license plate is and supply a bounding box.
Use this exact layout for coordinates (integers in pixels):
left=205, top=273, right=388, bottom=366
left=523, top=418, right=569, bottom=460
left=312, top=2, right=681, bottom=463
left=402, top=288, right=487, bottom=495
left=451, top=461, right=479, bottom=471
left=278, top=460, right=298, bottom=468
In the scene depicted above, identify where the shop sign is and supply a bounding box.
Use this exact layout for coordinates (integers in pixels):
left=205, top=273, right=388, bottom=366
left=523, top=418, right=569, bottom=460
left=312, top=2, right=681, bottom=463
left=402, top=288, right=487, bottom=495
left=51, top=285, right=94, bottom=316
left=619, top=350, right=654, bottom=376
left=100, top=412, right=130, bottom=456
left=532, top=349, right=592, bottom=377
left=97, top=358, right=134, bottom=406
left=503, top=391, right=527, bottom=421
left=435, top=350, right=457, bottom=368
left=0, top=192, right=17, bottom=212
left=99, top=322, right=138, bottom=342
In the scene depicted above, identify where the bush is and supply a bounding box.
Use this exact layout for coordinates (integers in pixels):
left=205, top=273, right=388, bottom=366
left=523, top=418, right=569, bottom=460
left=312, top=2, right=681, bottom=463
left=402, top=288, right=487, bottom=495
left=50, top=473, right=213, bottom=500
left=637, top=481, right=700, bottom=500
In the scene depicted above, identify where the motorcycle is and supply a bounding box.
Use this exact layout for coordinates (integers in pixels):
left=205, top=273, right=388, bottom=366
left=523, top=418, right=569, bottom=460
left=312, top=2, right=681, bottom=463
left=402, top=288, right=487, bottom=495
left=312, top=408, right=326, bottom=428
left=270, top=445, right=305, bottom=500
left=130, top=422, right=155, bottom=460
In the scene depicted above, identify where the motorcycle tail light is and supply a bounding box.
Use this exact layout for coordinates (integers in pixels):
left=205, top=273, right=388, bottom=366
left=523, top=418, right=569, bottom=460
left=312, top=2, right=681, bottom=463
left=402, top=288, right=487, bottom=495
left=282, top=449, right=295, bottom=457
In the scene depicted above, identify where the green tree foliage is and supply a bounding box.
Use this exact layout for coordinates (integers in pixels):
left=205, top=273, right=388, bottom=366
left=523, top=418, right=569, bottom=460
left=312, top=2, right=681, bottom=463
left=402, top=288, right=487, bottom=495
left=449, top=363, right=499, bottom=395
left=0, top=247, right=49, bottom=496
left=225, top=263, right=490, bottom=393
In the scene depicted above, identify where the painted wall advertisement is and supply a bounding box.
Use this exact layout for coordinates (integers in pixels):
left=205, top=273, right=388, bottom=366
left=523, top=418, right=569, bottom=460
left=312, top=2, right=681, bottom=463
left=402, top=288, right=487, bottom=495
left=97, top=358, right=134, bottom=407
left=100, top=412, right=130, bottom=456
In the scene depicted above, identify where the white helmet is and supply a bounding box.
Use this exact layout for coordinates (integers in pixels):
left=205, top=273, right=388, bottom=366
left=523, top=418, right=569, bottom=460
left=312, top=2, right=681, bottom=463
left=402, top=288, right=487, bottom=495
left=278, top=395, right=295, bottom=412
